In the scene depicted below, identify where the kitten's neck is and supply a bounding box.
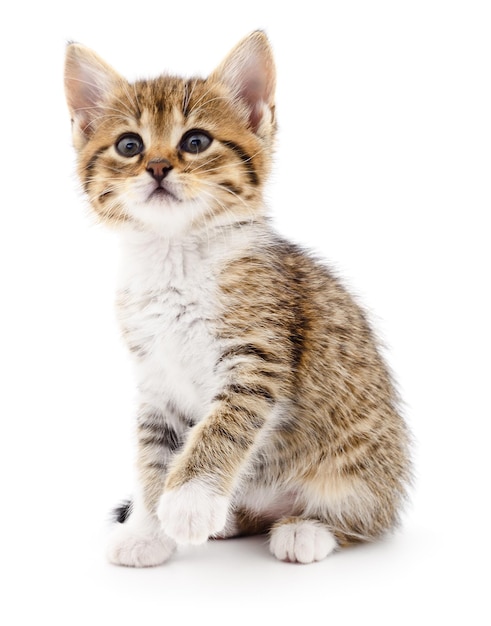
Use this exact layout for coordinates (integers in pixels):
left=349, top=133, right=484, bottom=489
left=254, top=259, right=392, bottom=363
left=119, top=216, right=271, bottom=253
left=117, top=218, right=273, bottom=292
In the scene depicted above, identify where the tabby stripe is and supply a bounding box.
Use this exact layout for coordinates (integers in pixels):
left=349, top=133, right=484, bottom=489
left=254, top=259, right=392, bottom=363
left=85, top=145, right=111, bottom=173
left=146, top=461, right=168, bottom=471
left=139, top=423, right=181, bottom=452
left=141, top=404, right=195, bottom=429
left=220, top=180, right=243, bottom=195
left=182, top=79, right=195, bottom=118
left=98, top=189, right=115, bottom=201
left=335, top=435, right=383, bottom=476
left=155, top=400, right=195, bottom=427
left=230, top=220, right=258, bottom=229
left=229, top=407, right=266, bottom=430
left=215, top=384, right=275, bottom=405
left=256, top=368, right=283, bottom=380
left=221, top=140, right=259, bottom=185
left=212, top=424, right=252, bottom=450
left=219, top=343, right=280, bottom=364
left=211, top=400, right=266, bottom=430
left=341, top=459, right=371, bottom=476
left=84, top=144, right=111, bottom=191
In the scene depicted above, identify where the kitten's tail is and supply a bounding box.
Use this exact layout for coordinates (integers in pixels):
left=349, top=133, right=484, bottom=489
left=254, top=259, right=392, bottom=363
left=111, top=499, right=132, bottom=524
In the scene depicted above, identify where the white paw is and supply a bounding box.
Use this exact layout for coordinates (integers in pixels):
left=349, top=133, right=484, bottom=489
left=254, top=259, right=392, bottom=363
left=269, top=519, right=337, bottom=564
left=157, top=480, right=229, bottom=545
left=107, top=522, right=176, bottom=567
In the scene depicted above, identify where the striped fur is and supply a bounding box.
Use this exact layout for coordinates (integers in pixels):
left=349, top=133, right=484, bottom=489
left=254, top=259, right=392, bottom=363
left=65, top=32, right=411, bottom=566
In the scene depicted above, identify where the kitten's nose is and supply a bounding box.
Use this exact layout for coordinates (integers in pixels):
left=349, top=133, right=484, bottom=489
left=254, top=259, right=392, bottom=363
left=146, top=159, right=173, bottom=184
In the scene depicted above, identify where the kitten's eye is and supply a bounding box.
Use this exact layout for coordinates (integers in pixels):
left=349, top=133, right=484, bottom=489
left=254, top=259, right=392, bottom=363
left=180, top=130, right=213, bottom=154
left=115, top=133, right=144, bottom=157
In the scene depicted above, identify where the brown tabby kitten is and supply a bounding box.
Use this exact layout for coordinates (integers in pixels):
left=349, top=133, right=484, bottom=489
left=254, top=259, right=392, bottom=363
left=64, top=31, right=411, bottom=565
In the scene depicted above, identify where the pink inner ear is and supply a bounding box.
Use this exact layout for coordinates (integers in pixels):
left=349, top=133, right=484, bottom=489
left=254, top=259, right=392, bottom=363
left=238, top=74, right=269, bottom=131
left=68, top=66, right=107, bottom=120
left=65, top=45, right=122, bottom=137
left=211, top=32, right=276, bottom=133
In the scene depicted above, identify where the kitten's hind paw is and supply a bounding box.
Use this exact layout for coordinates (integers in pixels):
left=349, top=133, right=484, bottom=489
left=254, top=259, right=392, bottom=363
left=107, top=522, right=176, bottom=567
left=269, top=518, right=337, bottom=564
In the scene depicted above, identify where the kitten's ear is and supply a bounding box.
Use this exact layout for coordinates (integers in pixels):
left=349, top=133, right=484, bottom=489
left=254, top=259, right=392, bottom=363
left=210, top=31, right=276, bottom=134
left=64, top=43, right=123, bottom=148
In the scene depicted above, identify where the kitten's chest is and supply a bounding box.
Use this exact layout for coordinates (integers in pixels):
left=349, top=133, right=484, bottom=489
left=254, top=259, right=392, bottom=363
left=117, top=236, right=222, bottom=415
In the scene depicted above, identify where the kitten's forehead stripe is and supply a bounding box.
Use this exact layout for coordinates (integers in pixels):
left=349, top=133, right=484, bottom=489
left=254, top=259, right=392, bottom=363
left=129, top=78, right=188, bottom=136
left=182, top=78, right=204, bottom=118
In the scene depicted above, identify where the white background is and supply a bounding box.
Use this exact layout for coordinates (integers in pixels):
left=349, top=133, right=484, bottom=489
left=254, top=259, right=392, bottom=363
left=1, top=1, right=489, bottom=624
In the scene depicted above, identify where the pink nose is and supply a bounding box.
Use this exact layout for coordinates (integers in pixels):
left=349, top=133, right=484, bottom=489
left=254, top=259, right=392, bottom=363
left=147, top=159, right=173, bottom=183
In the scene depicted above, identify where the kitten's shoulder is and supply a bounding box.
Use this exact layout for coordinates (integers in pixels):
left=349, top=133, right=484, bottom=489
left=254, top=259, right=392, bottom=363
left=251, top=230, right=341, bottom=285
left=221, top=226, right=344, bottom=300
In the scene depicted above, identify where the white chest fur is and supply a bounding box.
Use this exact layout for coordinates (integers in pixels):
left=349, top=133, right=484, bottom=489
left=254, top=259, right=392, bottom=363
left=116, top=232, right=225, bottom=420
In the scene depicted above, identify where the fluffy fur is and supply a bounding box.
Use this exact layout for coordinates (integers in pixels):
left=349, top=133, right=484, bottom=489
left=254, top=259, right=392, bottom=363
left=64, top=31, right=411, bottom=565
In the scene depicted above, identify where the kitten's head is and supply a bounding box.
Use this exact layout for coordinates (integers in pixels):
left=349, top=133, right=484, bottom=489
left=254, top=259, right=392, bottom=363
left=64, top=32, right=276, bottom=237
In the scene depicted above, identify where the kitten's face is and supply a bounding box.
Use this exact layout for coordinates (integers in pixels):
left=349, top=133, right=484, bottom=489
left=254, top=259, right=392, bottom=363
left=65, top=33, right=276, bottom=237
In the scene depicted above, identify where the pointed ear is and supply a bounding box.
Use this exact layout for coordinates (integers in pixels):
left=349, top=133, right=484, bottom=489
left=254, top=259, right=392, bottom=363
left=210, top=31, right=276, bottom=134
left=64, top=43, right=123, bottom=148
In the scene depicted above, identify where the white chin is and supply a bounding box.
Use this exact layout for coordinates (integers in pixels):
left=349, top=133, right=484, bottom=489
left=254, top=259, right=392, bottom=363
left=124, top=198, right=204, bottom=237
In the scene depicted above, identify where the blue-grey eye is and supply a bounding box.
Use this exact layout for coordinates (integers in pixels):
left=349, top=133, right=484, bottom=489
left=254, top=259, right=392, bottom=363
left=180, top=130, right=213, bottom=154
left=115, top=133, right=144, bottom=157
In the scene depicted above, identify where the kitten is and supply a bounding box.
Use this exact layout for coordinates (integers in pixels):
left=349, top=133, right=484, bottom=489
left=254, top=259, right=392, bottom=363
left=64, top=31, right=411, bottom=566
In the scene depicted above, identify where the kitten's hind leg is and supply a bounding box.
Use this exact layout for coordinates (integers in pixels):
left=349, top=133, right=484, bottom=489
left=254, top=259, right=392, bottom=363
left=269, top=517, right=337, bottom=564
left=107, top=495, right=176, bottom=567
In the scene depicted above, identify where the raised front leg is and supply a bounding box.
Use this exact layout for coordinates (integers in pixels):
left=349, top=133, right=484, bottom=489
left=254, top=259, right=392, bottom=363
left=158, top=349, right=286, bottom=544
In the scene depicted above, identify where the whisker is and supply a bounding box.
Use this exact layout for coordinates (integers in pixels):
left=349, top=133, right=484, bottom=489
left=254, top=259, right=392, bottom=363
left=184, top=154, right=224, bottom=176
left=197, top=186, right=258, bottom=236
left=198, top=179, right=249, bottom=208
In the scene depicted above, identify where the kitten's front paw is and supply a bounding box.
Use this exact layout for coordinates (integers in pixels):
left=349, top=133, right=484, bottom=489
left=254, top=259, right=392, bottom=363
left=157, top=480, right=229, bottom=545
left=107, top=523, right=176, bottom=567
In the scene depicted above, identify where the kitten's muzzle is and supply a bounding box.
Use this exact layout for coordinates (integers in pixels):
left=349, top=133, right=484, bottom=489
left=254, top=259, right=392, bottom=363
left=147, top=159, right=173, bottom=185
